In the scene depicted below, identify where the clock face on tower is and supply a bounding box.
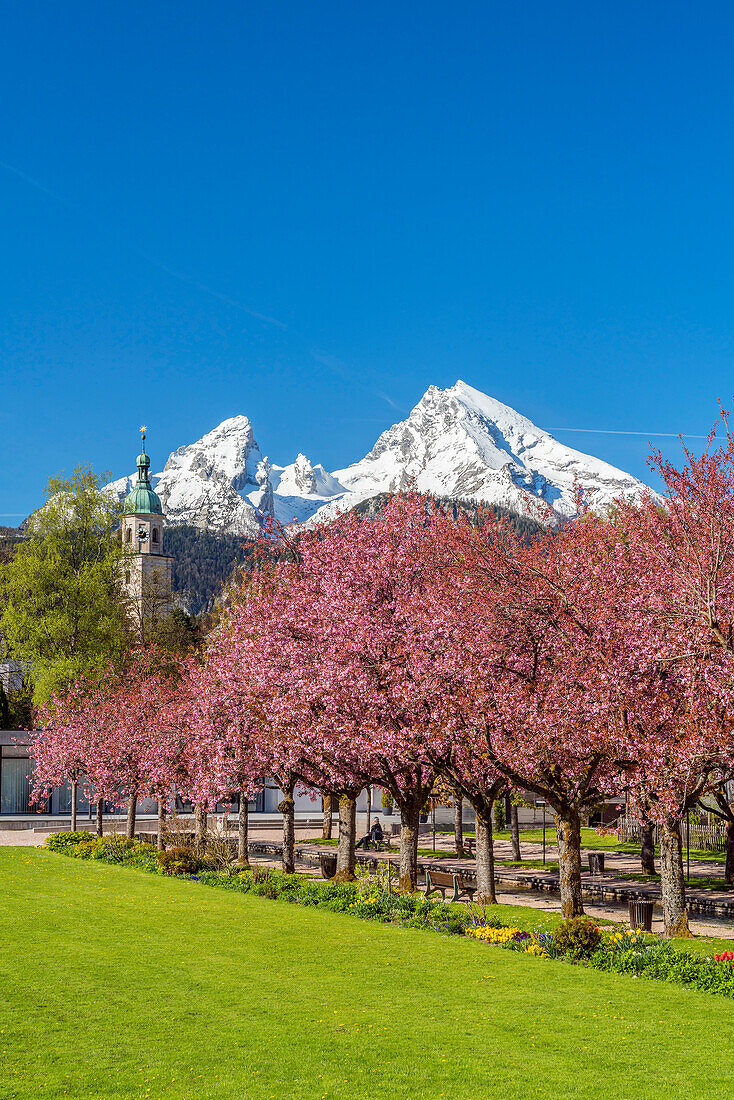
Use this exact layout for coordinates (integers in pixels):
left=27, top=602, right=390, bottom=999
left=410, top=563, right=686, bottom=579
left=137, top=525, right=148, bottom=542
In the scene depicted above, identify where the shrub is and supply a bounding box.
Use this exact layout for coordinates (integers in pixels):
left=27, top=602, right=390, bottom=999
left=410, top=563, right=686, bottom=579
left=493, top=801, right=505, bottom=832
left=103, top=835, right=137, bottom=864
left=71, top=838, right=97, bottom=859
left=156, top=846, right=201, bottom=876
left=128, top=843, right=159, bottom=872
left=44, top=831, right=90, bottom=854
left=552, top=918, right=602, bottom=959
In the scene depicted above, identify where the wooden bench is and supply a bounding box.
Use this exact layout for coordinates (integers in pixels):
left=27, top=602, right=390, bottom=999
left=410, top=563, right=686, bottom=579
left=462, top=837, right=475, bottom=856
left=357, top=834, right=393, bottom=851
left=425, top=869, right=476, bottom=902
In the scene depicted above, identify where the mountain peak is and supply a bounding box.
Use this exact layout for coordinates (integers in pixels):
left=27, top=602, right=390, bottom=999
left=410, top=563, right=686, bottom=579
left=105, top=383, right=651, bottom=536
left=331, top=381, right=650, bottom=523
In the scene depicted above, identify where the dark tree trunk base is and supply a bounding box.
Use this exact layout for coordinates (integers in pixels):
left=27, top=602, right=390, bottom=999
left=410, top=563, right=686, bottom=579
left=126, top=794, right=138, bottom=841
left=453, top=796, right=464, bottom=858
left=640, top=822, right=656, bottom=876
left=157, top=800, right=166, bottom=851
left=510, top=801, right=521, bottom=862
left=660, top=819, right=691, bottom=937
left=279, top=796, right=296, bottom=873
left=397, top=801, right=421, bottom=892
left=237, top=795, right=250, bottom=866
left=474, top=804, right=497, bottom=905
left=336, top=794, right=357, bottom=881
left=725, top=821, right=734, bottom=884
left=556, top=810, right=584, bottom=918
left=322, top=793, right=334, bottom=842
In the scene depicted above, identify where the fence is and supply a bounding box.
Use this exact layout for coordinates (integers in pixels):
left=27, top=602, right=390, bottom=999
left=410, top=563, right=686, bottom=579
left=615, top=816, right=728, bottom=853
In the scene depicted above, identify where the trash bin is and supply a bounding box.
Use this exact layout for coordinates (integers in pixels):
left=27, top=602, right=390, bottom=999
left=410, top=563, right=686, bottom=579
left=628, top=898, right=654, bottom=931
left=588, top=852, right=605, bottom=874
left=319, top=852, right=337, bottom=879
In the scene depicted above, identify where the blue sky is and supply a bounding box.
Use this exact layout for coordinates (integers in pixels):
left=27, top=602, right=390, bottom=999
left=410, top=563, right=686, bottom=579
left=3, top=1, right=734, bottom=518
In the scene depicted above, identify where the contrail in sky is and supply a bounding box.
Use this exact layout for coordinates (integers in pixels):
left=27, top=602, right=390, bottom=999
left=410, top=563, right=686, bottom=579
left=550, top=428, right=710, bottom=439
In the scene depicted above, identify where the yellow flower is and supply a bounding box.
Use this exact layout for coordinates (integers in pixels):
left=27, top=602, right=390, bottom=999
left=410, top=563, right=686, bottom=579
left=467, top=926, right=523, bottom=944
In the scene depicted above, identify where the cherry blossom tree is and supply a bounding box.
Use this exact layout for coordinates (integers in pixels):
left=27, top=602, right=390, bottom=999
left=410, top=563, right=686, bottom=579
left=269, top=496, right=471, bottom=889
left=607, top=414, right=734, bottom=933
left=32, top=677, right=106, bottom=832
left=435, top=506, right=643, bottom=918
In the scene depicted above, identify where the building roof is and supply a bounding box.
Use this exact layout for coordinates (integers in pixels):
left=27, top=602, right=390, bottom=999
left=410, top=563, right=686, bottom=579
left=124, top=432, right=163, bottom=516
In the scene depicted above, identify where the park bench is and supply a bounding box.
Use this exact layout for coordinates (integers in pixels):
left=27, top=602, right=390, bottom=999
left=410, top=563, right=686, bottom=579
left=357, top=833, right=393, bottom=851
left=462, top=837, right=475, bottom=856
left=424, top=869, right=476, bottom=903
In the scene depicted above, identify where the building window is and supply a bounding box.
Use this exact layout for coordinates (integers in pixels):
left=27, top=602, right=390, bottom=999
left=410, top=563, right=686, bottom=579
left=126, top=528, right=132, bottom=543
left=152, top=528, right=159, bottom=543
left=125, top=571, right=130, bottom=585
left=1, top=747, right=32, bottom=813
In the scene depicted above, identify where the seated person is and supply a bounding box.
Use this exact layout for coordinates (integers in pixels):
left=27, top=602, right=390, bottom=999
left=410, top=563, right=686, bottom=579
left=356, top=818, right=385, bottom=849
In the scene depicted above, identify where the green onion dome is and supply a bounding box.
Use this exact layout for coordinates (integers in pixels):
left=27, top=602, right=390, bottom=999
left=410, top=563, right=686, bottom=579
left=124, top=434, right=163, bottom=515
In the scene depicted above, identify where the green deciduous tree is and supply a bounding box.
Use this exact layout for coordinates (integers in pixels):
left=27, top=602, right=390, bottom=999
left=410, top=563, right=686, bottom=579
left=0, top=466, right=131, bottom=706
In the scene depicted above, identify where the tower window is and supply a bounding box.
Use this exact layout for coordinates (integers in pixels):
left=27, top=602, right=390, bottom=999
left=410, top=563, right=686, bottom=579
left=125, top=571, right=130, bottom=585
left=152, top=528, right=159, bottom=543
left=126, top=528, right=132, bottom=543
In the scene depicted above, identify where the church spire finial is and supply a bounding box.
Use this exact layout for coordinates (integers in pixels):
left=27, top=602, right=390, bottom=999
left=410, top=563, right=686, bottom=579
left=140, top=425, right=147, bottom=455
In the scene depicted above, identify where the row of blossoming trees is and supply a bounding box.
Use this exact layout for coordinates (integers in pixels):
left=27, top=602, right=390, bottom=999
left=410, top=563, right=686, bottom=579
left=30, top=418, right=734, bottom=936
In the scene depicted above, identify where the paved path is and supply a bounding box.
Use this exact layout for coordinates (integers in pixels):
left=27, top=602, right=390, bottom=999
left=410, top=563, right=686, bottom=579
left=273, top=837, right=734, bottom=938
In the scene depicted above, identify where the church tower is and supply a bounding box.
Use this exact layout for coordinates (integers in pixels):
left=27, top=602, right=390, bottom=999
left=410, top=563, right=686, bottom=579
left=121, top=429, right=173, bottom=639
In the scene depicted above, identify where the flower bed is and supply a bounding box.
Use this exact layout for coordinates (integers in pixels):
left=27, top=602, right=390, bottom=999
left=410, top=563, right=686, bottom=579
left=43, top=832, right=734, bottom=998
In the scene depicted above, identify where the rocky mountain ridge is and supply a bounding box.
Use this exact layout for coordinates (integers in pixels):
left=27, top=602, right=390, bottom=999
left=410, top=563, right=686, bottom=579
left=106, top=381, right=652, bottom=535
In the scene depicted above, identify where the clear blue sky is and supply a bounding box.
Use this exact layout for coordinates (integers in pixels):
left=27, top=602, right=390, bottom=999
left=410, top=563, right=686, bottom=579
left=3, top=1, right=734, bottom=519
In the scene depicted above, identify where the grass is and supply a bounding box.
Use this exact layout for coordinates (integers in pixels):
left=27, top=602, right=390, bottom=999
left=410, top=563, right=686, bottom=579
left=4, top=849, right=734, bottom=1100
left=608, top=870, right=734, bottom=892
left=493, top=826, right=728, bottom=863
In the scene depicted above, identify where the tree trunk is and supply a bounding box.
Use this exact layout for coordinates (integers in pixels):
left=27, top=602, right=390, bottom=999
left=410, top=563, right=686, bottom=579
left=510, top=801, right=521, bottom=861
left=660, top=819, right=691, bottom=936
left=322, top=793, right=333, bottom=841
left=453, top=795, right=465, bottom=858
left=126, top=791, right=137, bottom=840
left=556, top=809, right=584, bottom=918
left=96, top=797, right=103, bottom=838
left=475, top=804, right=497, bottom=904
left=280, top=795, right=295, bottom=873
left=70, top=779, right=78, bottom=833
left=398, top=801, right=421, bottom=891
left=364, top=785, right=372, bottom=836
left=640, top=821, right=656, bottom=875
left=157, top=798, right=166, bottom=851
left=726, top=820, right=734, bottom=885
left=336, top=794, right=357, bottom=880
left=194, top=804, right=207, bottom=854
left=237, top=792, right=250, bottom=865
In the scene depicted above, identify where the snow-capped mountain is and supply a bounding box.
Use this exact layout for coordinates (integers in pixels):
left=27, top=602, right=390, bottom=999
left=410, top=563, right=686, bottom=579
left=105, top=381, right=651, bottom=535
left=106, top=416, right=345, bottom=535
left=326, top=381, right=650, bottom=523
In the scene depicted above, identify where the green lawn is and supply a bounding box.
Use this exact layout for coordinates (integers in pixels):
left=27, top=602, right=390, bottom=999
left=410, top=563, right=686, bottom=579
left=3, top=849, right=734, bottom=1100
left=493, top=826, right=728, bottom=864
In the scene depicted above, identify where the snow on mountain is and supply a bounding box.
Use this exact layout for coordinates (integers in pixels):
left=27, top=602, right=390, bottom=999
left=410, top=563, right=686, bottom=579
left=269, top=455, right=346, bottom=525
left=105, top=381, right=651, bottom=536
left=106, top=415, right=269, bottom=536
left=320, top=380, right=651, bottom=524
left=106, top=419, right=343, bottom=535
